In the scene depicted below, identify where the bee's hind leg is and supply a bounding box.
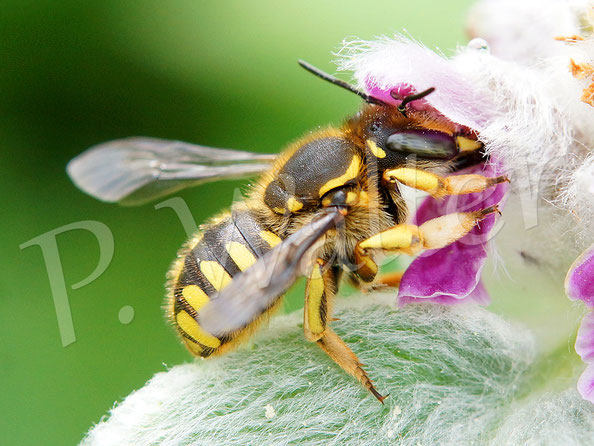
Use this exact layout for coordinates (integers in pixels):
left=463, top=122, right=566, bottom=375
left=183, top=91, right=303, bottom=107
left=303, top=259, right=388, bottom=403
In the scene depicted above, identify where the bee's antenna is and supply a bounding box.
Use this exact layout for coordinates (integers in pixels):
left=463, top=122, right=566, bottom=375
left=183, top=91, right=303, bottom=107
left=298, top=60, right=389, bottom=106
left=392, top=87, right=436, bottom=117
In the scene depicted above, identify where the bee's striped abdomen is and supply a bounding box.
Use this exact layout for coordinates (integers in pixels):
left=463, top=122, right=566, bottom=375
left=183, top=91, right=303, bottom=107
left=169, top=206, right=282, bottom=358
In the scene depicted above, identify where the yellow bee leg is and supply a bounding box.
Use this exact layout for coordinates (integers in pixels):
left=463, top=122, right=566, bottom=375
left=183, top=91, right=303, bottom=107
left=353, top=246, right=379, bottom=283
left=303, top=260, right=387, bottom=403
left=357, top=205, right=500, bottom=256
left=383, top=167, right=509, bottom=199
left=317, top=328, right=388, bottom=403
left=303, top=259, right=335, bottom=342
left=376, top=271, right=403, bottom=288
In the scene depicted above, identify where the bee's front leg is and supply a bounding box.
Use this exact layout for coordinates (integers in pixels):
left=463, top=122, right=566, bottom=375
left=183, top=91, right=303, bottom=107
left=355, top=206, right=500, bottom=261
left=303, top=258, right=387, bottom=403
left=383, top=167, right=508, bottom=199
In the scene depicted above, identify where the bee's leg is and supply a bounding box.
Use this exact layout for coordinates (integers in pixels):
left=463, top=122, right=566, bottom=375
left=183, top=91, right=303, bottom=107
left=317, top=328, right=388, bottom=403
left=303, top=259, right=335, bottom=343
left=304, top=259, right=387, bottom=403
left=346, top=271, right=404, bottom=295
left=375, top=271, right=403, bottom=288
left=355, top=205, right=500, bottom=259
left=383, top=167, right=508, bottom=199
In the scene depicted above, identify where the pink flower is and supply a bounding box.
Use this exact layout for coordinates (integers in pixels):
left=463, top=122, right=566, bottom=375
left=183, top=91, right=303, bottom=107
left=567, top=245, right=594, bottom=403
left=352, top=39, right=507, bottom=305
left=566, top=244, right=594, bottom=309
left=399, top=162, right=507, bottom=306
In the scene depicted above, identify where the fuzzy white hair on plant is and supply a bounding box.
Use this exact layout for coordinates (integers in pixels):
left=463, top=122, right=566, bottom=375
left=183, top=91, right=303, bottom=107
left=337, top=19, right=594, bottom=260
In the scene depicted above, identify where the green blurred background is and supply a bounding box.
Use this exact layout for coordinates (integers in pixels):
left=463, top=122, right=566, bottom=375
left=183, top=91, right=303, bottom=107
left=1, top=1, right=583, bottom=444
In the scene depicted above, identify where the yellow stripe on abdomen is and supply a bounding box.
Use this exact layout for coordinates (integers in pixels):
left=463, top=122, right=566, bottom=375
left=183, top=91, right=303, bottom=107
left=176, top=310, right=221, bottom=349
left=200, top=260, right=232, bottom=291
left=182, top=285, right=210, bottom=312
left=226, top=242, right=257, bottom=271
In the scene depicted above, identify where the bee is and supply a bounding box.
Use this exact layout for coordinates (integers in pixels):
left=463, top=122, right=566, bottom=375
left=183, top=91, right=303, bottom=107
left=68, top=60, right=507, bottom=402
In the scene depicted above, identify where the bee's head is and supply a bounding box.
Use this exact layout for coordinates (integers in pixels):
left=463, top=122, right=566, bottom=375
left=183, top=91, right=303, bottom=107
left=297, top=60, right=482, bottom=171
left=358, top=103, right=482, bottom=173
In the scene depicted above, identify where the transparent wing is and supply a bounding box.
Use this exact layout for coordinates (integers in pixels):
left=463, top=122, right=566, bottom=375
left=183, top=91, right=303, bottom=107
left=67, top=137, right=276, bottom=206
left=198, top=208, right=346, bottom=337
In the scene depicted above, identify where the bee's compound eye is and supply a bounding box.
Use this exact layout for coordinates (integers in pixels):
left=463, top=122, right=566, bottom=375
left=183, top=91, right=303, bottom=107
left=386, top=129, right=457, bottom=159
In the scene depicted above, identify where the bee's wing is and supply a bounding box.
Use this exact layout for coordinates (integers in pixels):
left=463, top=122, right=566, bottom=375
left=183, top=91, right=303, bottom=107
left=67, top=137, right=276, bottom=206
left=198, top=208, right=346, bottom=337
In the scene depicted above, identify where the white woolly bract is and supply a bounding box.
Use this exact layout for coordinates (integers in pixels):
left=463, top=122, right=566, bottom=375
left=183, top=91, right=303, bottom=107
left=336, top=36, right=493, bottom=130
left=463, top=0, right=594, bottom=250
left=467, top=0, right=590, bottom=65
left=337, top=1, right=594, bottom=260
left=82, top=297, right=536, bottom=446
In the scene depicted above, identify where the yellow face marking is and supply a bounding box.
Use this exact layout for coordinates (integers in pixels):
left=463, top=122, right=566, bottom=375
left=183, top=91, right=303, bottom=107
left=306, top=266, right=325, bottom=334
left=200, top=260, right=232, bottom=291
left=456, top=136, right=482, bottom=152
left=260, top=230, right=281, bottom=248
left=176, top=310, right=221, bottom=348
left=273, top=206, right=286, bottom=214
left=286, top=197, right=303, bottom=213
left=182, top=285, right=210, bottom=312
left=226, top=242, right=257, bottom=271
left=318, top=155, right=361, bottom=197
left=366, top=139, right=386, bottom=158
left=385, top=168, right=439, bottom=195
left=359, top=225, right=418, bottom=251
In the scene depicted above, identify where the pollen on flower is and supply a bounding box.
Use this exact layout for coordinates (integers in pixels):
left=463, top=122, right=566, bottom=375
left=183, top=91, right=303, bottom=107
left=554, top=35, right=585, bottom=43
left=582, top=84, right=594, bottom=107
left=569, top=59, right=594, bottom=106
left=569, top=59, right=593, bottom=78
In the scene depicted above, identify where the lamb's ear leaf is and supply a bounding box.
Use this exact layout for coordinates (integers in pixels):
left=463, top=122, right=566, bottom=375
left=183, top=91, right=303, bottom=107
left=80, top=300, right=593, bottom=446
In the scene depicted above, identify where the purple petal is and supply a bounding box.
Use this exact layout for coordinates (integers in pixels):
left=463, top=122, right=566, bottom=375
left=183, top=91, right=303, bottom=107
left=347, top=39, right=509, bottom=305
left=399, top=279, right=490, bottom=307
left=577, top=363, right=594, bottom=404
left=397, top=163, right=508, bottom=305
left=565, top=244, right=594, bottom=308
left=576, top=312, right=594, bottom=364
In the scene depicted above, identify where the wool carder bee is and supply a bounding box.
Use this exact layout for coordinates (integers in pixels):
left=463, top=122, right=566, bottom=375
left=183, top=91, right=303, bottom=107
left=68, top=61, right=507, bottom=402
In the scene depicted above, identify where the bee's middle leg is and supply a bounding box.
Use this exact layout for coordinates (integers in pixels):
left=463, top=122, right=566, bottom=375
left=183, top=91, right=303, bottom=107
left=355, top=206, right=500, bottom=265
left=304, top=259, right=387, bottom=403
